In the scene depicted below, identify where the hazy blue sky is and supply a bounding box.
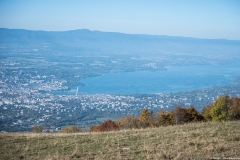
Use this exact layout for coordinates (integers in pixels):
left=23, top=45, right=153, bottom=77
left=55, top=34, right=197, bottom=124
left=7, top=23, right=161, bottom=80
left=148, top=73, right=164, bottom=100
left=0, top=0, right=240, bottom=40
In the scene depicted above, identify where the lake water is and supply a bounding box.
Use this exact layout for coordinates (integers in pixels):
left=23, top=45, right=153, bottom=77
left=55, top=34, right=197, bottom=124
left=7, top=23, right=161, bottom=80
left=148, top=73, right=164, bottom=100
left=58, top=63, right=240, bottom=95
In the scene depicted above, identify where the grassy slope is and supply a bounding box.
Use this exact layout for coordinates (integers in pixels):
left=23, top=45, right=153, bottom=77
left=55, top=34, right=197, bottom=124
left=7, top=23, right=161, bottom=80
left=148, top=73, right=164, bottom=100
left=0, top=121, right=240, bottom=160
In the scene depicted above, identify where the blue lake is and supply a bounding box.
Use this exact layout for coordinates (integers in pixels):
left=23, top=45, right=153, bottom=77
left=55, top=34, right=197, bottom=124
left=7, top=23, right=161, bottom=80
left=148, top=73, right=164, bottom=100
left=61, top=63, right=240, bottom=95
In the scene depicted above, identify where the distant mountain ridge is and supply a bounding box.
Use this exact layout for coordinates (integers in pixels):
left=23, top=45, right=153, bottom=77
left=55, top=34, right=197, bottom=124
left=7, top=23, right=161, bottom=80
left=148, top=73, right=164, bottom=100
left=1, top=28, right=239, bottom=43
left=1, top=28, right=240, bottom=52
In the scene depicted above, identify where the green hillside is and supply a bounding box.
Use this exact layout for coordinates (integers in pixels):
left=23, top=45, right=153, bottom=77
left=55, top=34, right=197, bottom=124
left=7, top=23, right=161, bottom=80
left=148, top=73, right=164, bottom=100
left=1, top=121, right=240, bottom=159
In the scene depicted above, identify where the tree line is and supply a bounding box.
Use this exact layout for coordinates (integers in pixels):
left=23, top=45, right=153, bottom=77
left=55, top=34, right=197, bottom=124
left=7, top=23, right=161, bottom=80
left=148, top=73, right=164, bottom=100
left=32, top=95, right=240, bottom=133
left=89, top=95, right=240, bottom=132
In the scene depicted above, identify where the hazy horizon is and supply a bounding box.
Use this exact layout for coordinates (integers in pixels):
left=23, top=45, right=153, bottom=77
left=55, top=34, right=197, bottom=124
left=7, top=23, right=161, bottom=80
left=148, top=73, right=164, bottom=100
left=0, top=0, right=240, bottom=40
left=1, top=28, right=240, bottom=41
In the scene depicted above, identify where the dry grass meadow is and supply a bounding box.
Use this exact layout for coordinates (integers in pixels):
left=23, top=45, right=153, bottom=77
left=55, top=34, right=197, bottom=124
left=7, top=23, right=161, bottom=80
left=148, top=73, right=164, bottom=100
left=0, top=121, right=240, bottom=160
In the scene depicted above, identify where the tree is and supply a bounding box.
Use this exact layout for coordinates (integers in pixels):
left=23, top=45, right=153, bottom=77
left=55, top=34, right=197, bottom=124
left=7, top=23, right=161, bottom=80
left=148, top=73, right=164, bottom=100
left=185, top=106, right=204, bottom=122
left=172, top=106, right=187, bottom=125
left=171, top=106, right=203, bottom=125
left=137, top=108, right=155, bottom=128
left=156, top=110, right=173, bottom=126
left=210, top=95, right=230, bottom=122
left=61, top=126, right=82, bottom=133
left=228, top=97, right=240, bottom=120
left=202, top=105, right=212, bottom=121
left=31, top=126, right=42, bottom=133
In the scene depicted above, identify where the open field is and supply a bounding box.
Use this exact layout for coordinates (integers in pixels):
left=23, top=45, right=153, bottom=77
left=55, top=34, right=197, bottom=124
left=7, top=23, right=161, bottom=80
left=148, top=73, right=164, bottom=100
left=0, top=121, right=240, bottom=160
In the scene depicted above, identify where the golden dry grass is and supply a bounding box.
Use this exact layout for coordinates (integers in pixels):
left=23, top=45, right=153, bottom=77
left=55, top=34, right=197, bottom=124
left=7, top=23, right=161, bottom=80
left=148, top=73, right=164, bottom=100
left=0, top=121, right=240, bottom=159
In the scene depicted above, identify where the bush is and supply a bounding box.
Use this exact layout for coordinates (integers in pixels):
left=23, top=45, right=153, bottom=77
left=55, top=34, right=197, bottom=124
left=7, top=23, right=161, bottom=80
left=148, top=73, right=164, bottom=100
left=171, top=106, right=203, bottom=125
left=116, top=115, right=138, bottom=130
left=31, top=126, right=42, bottom=133
left=228, top=97, right=240, bottom=120
left=185, top=106, right=204, bottom=122
left=89, top=126, right=99, bottom=132
left=61, top=126, right=82, bottom=133
left=89, top=120, right=117, bottom=132
left=156, top=110, right=173, bottom=126
left=137, top=108, right=155, bottom=128
left=172, top=106, right=188, bottom=125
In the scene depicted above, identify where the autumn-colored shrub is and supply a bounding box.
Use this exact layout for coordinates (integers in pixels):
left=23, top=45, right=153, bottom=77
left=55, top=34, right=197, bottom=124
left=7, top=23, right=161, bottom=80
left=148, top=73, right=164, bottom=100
left=171, top=106, right=204, bottom=125
left=116, top=115, right=138, bottom=130
left=31, top=126, right=42, bottom=133
left=185, top=106, right=204, bottom=122
left=172, top=106, right=188, bottom=125
left=90, top=120, right=117, bottom=132
left=89, top=126, right=99, bottom=132
left=156, top=110, right=173, bottom=126
left=61, top=126, right=82, bottom=133
left=228, top=97, right=240, bottom=120
left=137, top=108, right=156, bottom=128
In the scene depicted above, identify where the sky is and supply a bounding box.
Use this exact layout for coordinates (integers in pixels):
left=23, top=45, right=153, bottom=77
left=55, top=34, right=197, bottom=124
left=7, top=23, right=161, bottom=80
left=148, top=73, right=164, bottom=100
left=0, top=0, right=240, bottom=40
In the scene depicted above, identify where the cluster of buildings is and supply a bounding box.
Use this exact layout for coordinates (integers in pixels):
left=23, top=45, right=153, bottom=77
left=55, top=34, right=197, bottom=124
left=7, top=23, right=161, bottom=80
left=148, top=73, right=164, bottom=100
left=1, top=57, right=240, bottom=132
